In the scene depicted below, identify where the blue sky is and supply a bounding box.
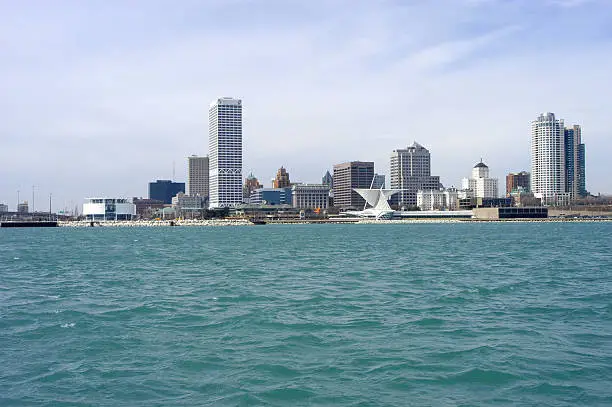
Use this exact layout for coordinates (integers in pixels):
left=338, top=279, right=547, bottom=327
left=1, top=0, right=611, bottom=211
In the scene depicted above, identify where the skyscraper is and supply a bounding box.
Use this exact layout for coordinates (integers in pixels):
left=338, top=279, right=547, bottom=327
left=564, top=125, right=587, bottom=197
left=532, top=113, right=586, bottom=202
left=273, top=167, right=291, bottom=188
left=332, top=161, right=374, bottom=208
left=389, top=142, right=441, bottom=207
left=187, top=155, right=209, bottom=198
left=209, top=97, right=243, bottom=208
left=531, top=113, right=565, bottom=202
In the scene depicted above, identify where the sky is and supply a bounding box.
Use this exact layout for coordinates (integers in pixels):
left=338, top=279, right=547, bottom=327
left=1, top=0, right=611, bottom=212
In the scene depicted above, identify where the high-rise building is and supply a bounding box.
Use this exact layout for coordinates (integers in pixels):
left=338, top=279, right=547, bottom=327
left=531, top=113, right=566, bottom=202
left=390, top=142, right=441, bottom=207
left=187, top=155, right=209, bottom=198
left=506, top=171, right=530, bottom=195
left=209, top=97, right=243, bottom=208
left=273, top=167, right=291, bottom=188
left=532, top=113, right=587, bottom=203
left=0, top=203, right=8, bottom=213
left=149, top=180, right=185, bottom=204
left=461, top=161, right=499, bottom=198
left=332, top=161, right=374, bottom=208
left=564, top=125, right=587, bottom=197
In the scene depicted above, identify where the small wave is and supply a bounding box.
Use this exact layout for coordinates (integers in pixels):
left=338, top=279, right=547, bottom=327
left=522, top=382, right=585, bottom=396
left=436, top=344, right=496, bottom=360
left=13, top=257, right=20, bottom=260
left=61, top=322, right=75, bottom=328
left=441, top=368, right=520, bottom=385
left=412, top=317, right=445, bottom=326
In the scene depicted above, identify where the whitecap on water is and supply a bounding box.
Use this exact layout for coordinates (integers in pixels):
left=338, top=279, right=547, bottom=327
left=134, top=239, right=139, bottom=242
left=61, top=322, right=75, bottom=328
left=13, top=257, right=19, bottom=260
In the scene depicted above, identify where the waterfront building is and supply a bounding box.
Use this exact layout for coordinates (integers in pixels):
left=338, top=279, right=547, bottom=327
left=390, top=142, right=441, bottom=208
left=292, top=184, right=330, bottom=210
left=461, top=161, right=498, bottom=198
left=149, top=180, right=185, bottom=204
left=333, top=161, right=374, bottom=209
left=473, top=207, right=548, bottom=220
left=0, top=203, right=8, bottom=213
left=132, top=198, right=165, bottom=218
left=83, top=198, right=136, bottom=221
left=187, top=155, right=209, bottom=198
left=250, top=188, right=292, bottom=206
left=273, top=167, right=291, bottom=188
left=510, top=189, right=541, bottom=207
left=172, top=192, right=205, bottom=213
left=506, top=171, right=530, bottom=196
left=417, top=189, right=446, bottom=211
left=416, top=187, right=459, bottom=211
left=457, top=189, right=476, bottom=210
left=209, top=97, right=243, bottom=208
left=322, top=170, right=333, bottom=188
left=17, top=201, right=29, bottom=213
left=475, top=197, right=513, bottom=208
left=564, top=125, right=587, bottom=197
left=444, top=188, right=459, bottom=211
left=343, top=188, right=399, bottom=219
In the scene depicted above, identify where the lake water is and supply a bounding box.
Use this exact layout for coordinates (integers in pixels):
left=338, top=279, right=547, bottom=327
left=1, top=223, right=611, bottom=406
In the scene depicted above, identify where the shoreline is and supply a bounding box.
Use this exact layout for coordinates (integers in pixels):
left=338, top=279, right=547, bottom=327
left=57, top=218, right=612, bottom=227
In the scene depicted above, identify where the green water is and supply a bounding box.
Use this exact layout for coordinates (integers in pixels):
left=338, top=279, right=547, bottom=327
left=1, top=223, right=611, bottom=406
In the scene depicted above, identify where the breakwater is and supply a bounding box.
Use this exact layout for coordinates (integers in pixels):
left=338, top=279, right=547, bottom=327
left=56, top=217, right=612, bottom=227
left=59, top=219, right=252, bottom=227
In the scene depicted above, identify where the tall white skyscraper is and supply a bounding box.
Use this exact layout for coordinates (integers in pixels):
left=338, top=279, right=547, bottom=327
left=187, top=155, right=209, bottom=198
left=531, top=113, right=565, bottom=202
left=209, top=97, right=243, bottom=208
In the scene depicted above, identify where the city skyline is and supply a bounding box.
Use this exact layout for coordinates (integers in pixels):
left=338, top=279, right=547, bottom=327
left=1, top=1, right=611, bottom=209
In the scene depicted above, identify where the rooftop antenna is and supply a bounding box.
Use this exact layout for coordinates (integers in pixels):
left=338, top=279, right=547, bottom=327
left=172, top=161, right=176, bottom=181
